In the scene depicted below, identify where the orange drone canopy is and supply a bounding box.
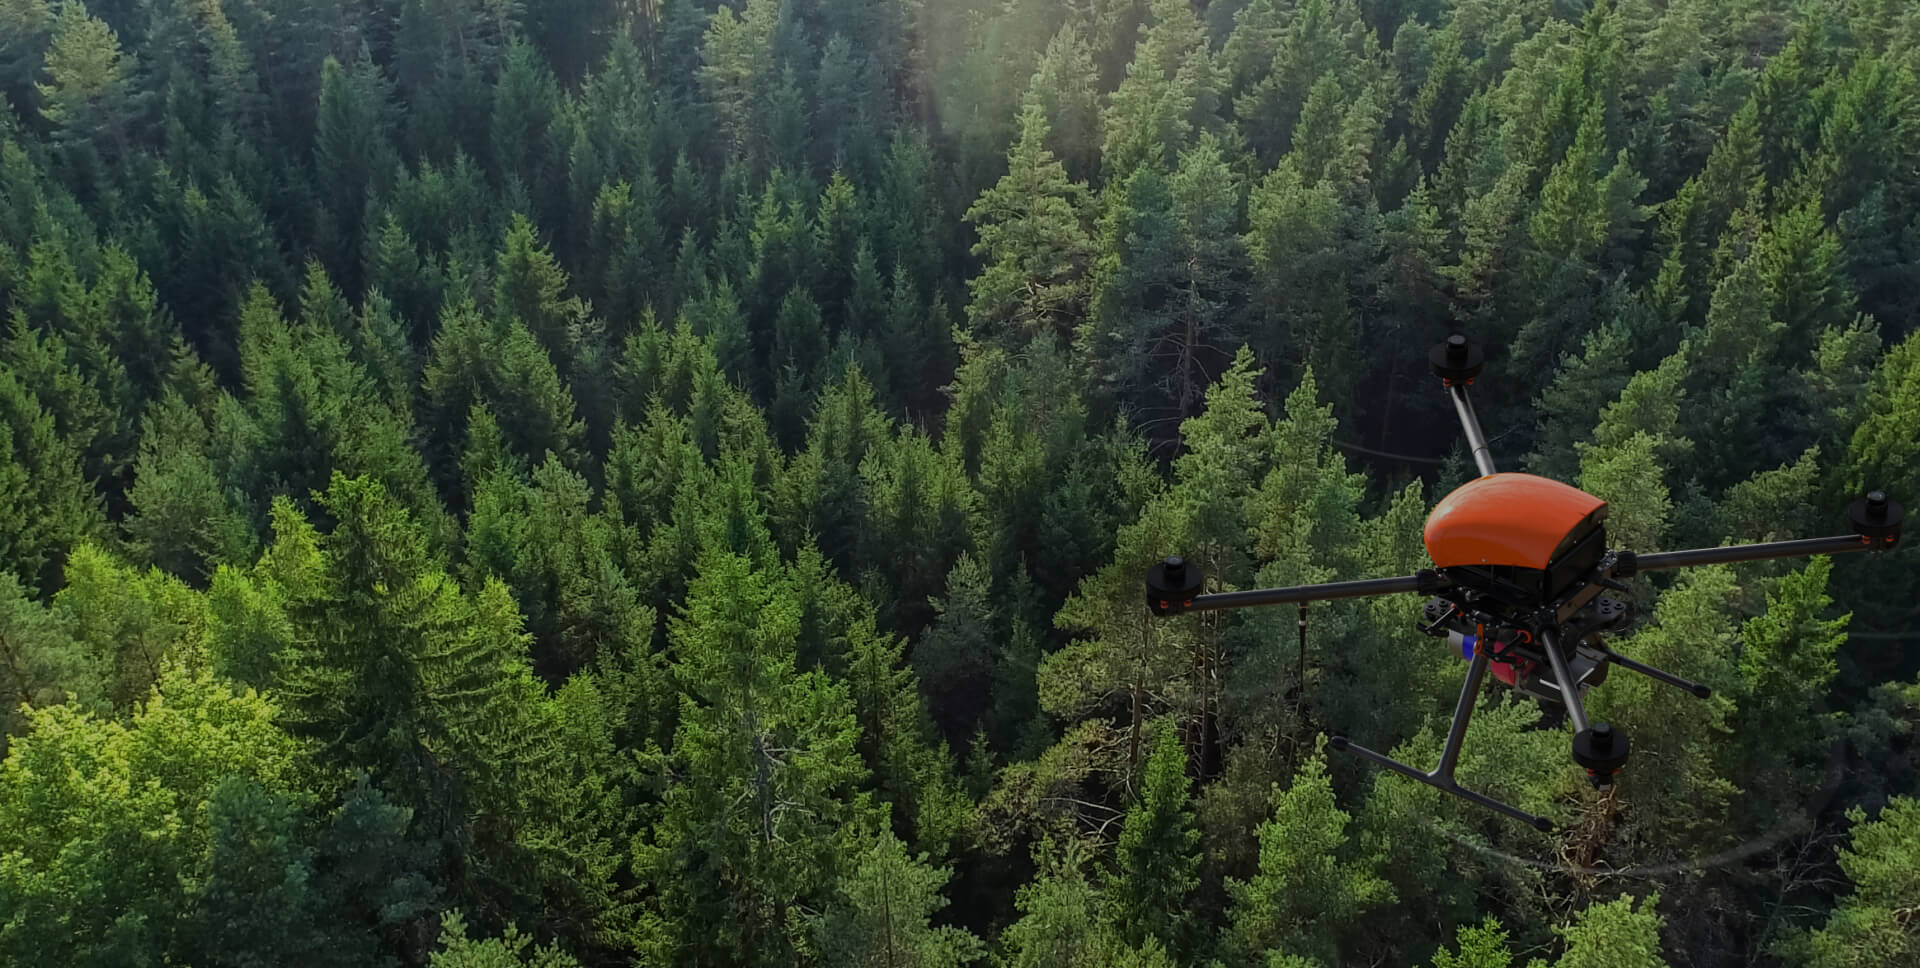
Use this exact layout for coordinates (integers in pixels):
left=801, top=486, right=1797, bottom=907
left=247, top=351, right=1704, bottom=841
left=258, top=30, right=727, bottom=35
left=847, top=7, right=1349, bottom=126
left=1424, top=473, right=1608, bottom=570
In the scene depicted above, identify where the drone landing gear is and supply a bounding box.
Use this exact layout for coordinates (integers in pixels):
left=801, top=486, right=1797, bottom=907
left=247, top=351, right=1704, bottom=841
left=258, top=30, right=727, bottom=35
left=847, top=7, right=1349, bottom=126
left=1331, top=648, right=1556, bottom=832
left=1600, top=648, right=1711, bottom=699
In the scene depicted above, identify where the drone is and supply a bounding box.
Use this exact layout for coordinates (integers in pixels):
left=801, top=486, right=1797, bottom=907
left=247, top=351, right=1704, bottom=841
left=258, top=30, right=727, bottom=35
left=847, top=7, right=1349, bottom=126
left=1145, top=335, right=1906, bottom=831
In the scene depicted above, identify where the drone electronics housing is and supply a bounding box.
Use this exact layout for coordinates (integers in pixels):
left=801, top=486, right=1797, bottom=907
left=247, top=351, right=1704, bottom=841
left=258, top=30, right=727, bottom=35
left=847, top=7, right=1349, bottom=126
left=1423, top=473, right=1610, bottom=606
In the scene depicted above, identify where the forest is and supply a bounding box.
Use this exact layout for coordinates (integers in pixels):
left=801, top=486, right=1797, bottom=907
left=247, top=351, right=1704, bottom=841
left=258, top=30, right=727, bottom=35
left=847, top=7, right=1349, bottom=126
left=0, top=0, right=1918, bottom=964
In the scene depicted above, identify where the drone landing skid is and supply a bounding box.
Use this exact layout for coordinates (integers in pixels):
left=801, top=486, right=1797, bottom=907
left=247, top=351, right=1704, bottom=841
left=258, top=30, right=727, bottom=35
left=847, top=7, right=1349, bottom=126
left=1332, top=649, right=1556, bottom=832
left=1601, top=647, right=1711, bottom=699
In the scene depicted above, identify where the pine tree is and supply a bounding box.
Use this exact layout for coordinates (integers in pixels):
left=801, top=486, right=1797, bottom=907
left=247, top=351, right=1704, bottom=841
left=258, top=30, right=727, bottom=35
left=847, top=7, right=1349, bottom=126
left=1231, top=0, right=1374, bottom=163
left=1080, top=162, right=1181, bottom=425
left=1724, top=557, right=1849, bottom=828
left=1528, top=324, right=1635, bottom=482
left=1801, top=797, right=1920, bottom=968
left=1108, top=721, right=1201, bottom=959
left=495, top=214, right=590, bottom=371
left=423, top=300, right=586, bottom=496
left=273, top=475, right=619, bottom=939
left=792, top=364, right=891, bottom=569
left=770, top=287, right=828, bottom=448
left=585, top=179, right=664, bottom=331
left=1026, top=23, right=1103, bottom=182
left=429, top=911, right=582, bottom=968
left=1551, top=894, right=1669, bottom=968
left=813, top=831, right=985, bottom=967
left=791, top=547, right=970, bottom=854
left=857, top=426, right=978, bottom=637
left=998, top=842, right=1176, bottom=968
left=1753, top=199, right=1857, bottom=357
left=813, top=171, right=863, bottom=312
left=1430, top=919, right=1516, bottom=968
left=3, top=312, right=123, bottom=503
left=843, top=241, right=887, bottom=356
left=1581, top=566, right=1742, bottom=853
left=0, top=0, right=52, bottom=113
left=490, top=41, right=565, bottom=222
left=1243, top=160, right=1364, bottom=408
left=1844, top=329, right=1920, bottom=496
left=1050, top=351, right=1266, bottom=775
left=964, top=103, right=1095, bottom=350
left=1227, top=743, right=1391, bottom=966
left=1101, top=0, right=1220, bottom=178
left=1162, top=135, right=1246, bottom=421
left=463, top=455, right=651, bottom=679
left=914, top=552, right=999, bottom=745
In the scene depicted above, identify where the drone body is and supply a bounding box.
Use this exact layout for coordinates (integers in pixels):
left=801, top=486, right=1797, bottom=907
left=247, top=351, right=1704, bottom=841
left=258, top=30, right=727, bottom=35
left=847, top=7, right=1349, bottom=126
left=1421, top=472, right=1617, bottom=699
left=1146, top=335, right=1906, bottom=831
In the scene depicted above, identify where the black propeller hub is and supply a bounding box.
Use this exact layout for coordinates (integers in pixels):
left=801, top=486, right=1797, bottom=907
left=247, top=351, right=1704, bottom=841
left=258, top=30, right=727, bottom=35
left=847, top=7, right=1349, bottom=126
left=1849, top=490, right=1905, bottom=547
left=1572, top=723, right=1631, bottom=789
left=1429, top=334, right=1486, bottom=384
left=1146, top=555, right=1205, bottom=615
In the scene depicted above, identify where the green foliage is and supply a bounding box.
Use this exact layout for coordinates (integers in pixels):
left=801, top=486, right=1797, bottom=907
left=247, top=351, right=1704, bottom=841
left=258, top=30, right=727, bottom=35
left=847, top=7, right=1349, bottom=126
left=424, top=300, right=586, bottom=492
left=464, top=455, right=651, bottom=678
left=813, top=831, right=985, bottom=967
left=698, top=0, right=780, bottom=164
left=639, top=547, right=880, bottom=965
left=0, top=663, right=307, bottom=966
left=1722, top=557, right=1849, bottom=827
left=1109, top=721, right=1201, bottom=958
left=1544, top=894, right=1668, bottom=968
left=430, top=910, right=582, bottom=968
left=1432, top=919, right=1514, bottom=968
left=1801, top=798, right=1920, bottom=967
left=997, top=842, right=1177, bottom=968
left=0, top=363, right=101, bottom=595
left=36, top=2, right=132, bottom=143
left=124, top=392, right=257, bottom=585
left=1845, top=328, right=1920, bottom=494
left=1101, top=0, right=1220, bottom=178
left=54, top=543, right=205, bottom=712
left=0, top=2, right=1917, bottom=964
left=314, top=54, right=396, bottom=296
left=915, top=552, right=998, bottom=744
left=1228, top=741, right=1391, bottom=966
left=965, top=104, right=1094, bottom=350
left=0, top=570, right=80, bottom=742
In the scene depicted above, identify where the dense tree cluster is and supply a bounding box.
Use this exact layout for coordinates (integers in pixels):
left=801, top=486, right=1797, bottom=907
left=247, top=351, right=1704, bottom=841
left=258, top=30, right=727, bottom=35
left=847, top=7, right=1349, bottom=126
left=1, top=0, right=1918, bottom=966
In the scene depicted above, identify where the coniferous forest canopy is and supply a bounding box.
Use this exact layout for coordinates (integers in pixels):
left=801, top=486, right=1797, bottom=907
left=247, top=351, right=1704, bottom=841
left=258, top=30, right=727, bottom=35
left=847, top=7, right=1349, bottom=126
left=3, top=0, right=1920, bottom=964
